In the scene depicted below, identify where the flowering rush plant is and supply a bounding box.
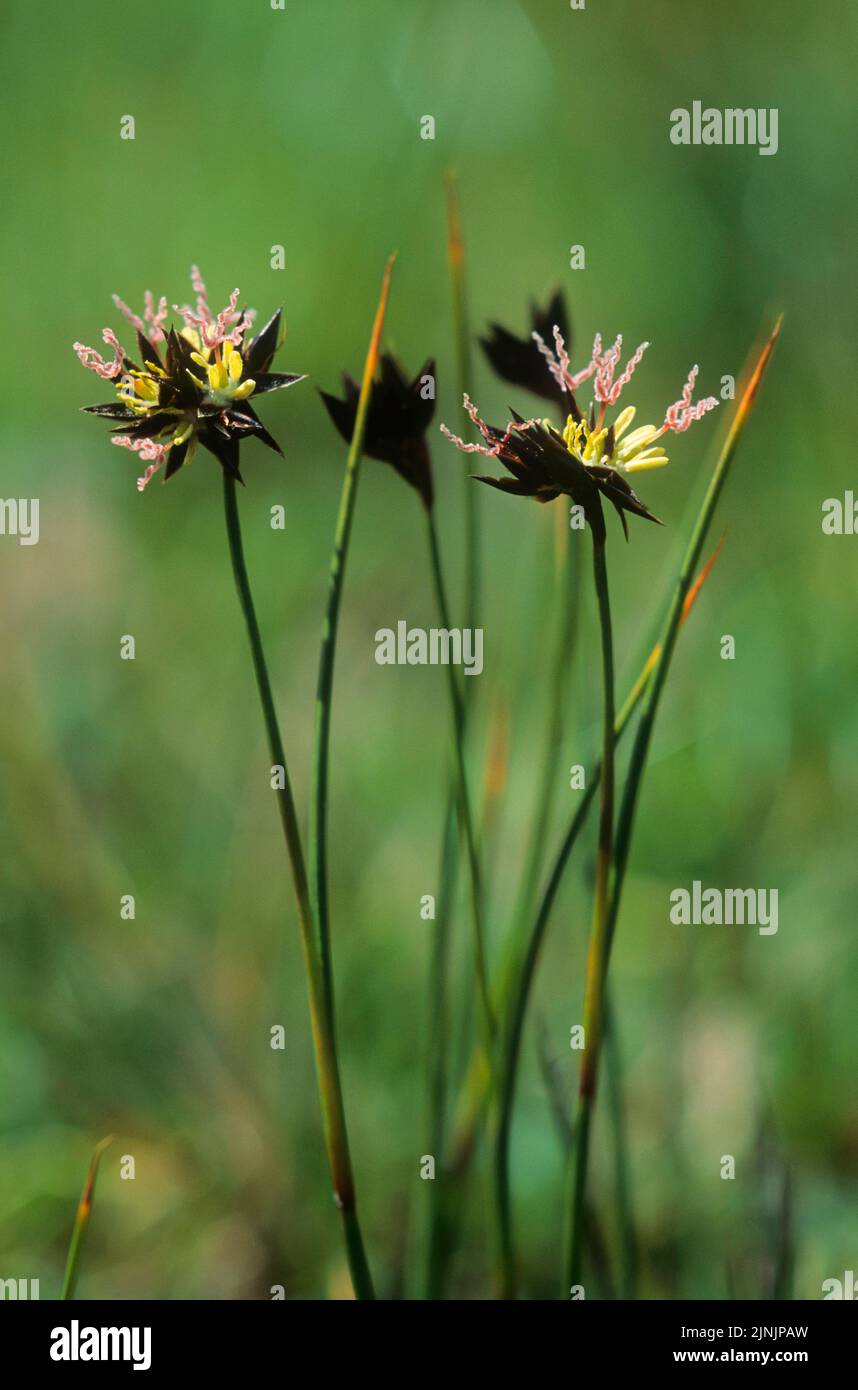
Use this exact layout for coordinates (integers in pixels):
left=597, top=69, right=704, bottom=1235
left=69, top=236, right=779, bottom=1303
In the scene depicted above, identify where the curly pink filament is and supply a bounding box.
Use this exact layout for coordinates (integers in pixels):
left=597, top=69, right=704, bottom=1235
left=73, top=328, right=125, bottom=379
left=532, top=326, right=599, bottom=394
left=661, top=365, right=719, bottom=433
left=440, top=394, right=541, bottom=456
left=593, top=336, right=650, bottom=405
left=112, top=434, right=170, bottom=491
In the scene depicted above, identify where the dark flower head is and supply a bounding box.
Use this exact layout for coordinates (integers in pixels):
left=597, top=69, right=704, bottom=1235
left=480, top=288, right=571, bottom=410
left=320, top=353, right=436, bottom=510
left=442, top=326, right=719, bottom=540
left=74, top=266, right=305, bottom=490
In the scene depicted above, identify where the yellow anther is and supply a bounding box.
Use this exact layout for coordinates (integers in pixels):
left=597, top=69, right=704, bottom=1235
left=613, top=405, right=636, bottom=440
left=208, top=361, right=228, bottom=392
left=619, top=424, right=660, bottom=455
left=232, top=379, right=255, bottom=401
left=583, top=427, right=608, bottom=460
left=190, top=352, right=209, bottom=369
left=563, top=417, right=584, bottom=452
left=227, top=350, right=243, bottom=385
left=624, top=449, right=669, bottom=472
left=134, top=376, right=158, bottom=401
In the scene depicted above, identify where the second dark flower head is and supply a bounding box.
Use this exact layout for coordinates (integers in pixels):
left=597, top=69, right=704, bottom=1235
left=480, top=288, right=572, bottom=411
left=320, top=354, right=436, bottom=511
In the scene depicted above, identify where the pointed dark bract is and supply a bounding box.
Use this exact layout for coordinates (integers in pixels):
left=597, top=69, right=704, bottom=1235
left=252, top=371, right=306, bottom=396
left=163, top=437, right=190, bottom=481
left=198, top=427, right=244, bottom=484
left=320, top=354, right=436, bottom=511
left=82, top=402, right=139, bottom=420
left=480, top=288, right=571, bottom=409
left=244, top=309, right=282, bottom=376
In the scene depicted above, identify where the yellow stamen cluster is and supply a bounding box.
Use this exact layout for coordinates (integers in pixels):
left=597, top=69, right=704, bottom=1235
left=563, top=405, right=669, bottom=473
left=112, top=331, right=257, bottom=467
left=116, top=357, right=194, bottom=456
left=117, top=363, right=164, bottom=415
left=185, top=334, right=256, bottom=405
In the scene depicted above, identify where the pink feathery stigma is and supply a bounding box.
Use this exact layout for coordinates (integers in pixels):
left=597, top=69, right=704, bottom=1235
left=662, top=365, right=719, bottom=433
left=174, top=301, right=210, bottom=334
left=567, top=331, right=601, bottom=390
left=143, top=291, right=168, bottom=342
left=174, top=268, right=215, bottom=336
left=210, top=290, right=256, bottom=350
left=440, top=394, right=542, bottom=456
left=73, top=328, right=126, bottom=379
left=532, top=326, right=599, bottom=394
left=207, top=288, right=242, bottom=348
left=112, top=434, right=170, bottom=491
left=190, top=264, right=209, bottom=320
left=112, top=295, right=146, bottom=337
left=591, top=334, right=648, bottom=406
left=136, top=463, right=160, bottom=492
left=609, top=339, right=650, bottom=402
left=532, top=327, right=570, bottom=393
left=113, top=292, right=168, bottom=345
left=176, top=287, right=254, bottom=350
left=222, top=310, right=256, bottom=351
left=592, top=334, right=622, bottom=403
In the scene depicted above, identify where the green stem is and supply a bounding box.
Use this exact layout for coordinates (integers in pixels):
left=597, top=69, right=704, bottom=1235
left=604, top=994, right=637, bottom=1298
left=565, top=527, right=615, bottom=1293
left=490, top=519, right=579, bottom=1298
left=425, top=509, right=494, bottom=1043
left=311, top=409, right=363, bottom=1017
left=465, top=645, right=650, bottom=1296
left=422, top=794, right=457, bottom=1299
left=311, top=252, right=393, bottom=1019
left=514, top=510, right=579, bottom=924
left=223, top=470, right=374, bottom=1300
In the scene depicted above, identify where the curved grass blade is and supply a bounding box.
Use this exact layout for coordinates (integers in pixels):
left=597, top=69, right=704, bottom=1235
left=61, top=1135, right=113, bottom=1300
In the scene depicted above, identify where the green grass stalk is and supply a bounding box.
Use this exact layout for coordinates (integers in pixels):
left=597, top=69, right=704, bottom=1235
left=224, top=255, right=397, bottom=1303
left=563, top=526, right=615, bottom=1294
left=311, top=254, right=395, bottom=1011
left=224, top=469, right=374, bottom=1297
left=425, top=509, right=494, bottom=1042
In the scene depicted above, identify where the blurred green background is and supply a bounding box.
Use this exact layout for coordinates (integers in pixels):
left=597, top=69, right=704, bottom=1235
left=0, top=0, right=855, bottom=1299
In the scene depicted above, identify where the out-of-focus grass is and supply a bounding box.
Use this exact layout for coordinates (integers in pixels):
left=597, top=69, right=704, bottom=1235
left=0, top=0, right=855, bottom=1297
